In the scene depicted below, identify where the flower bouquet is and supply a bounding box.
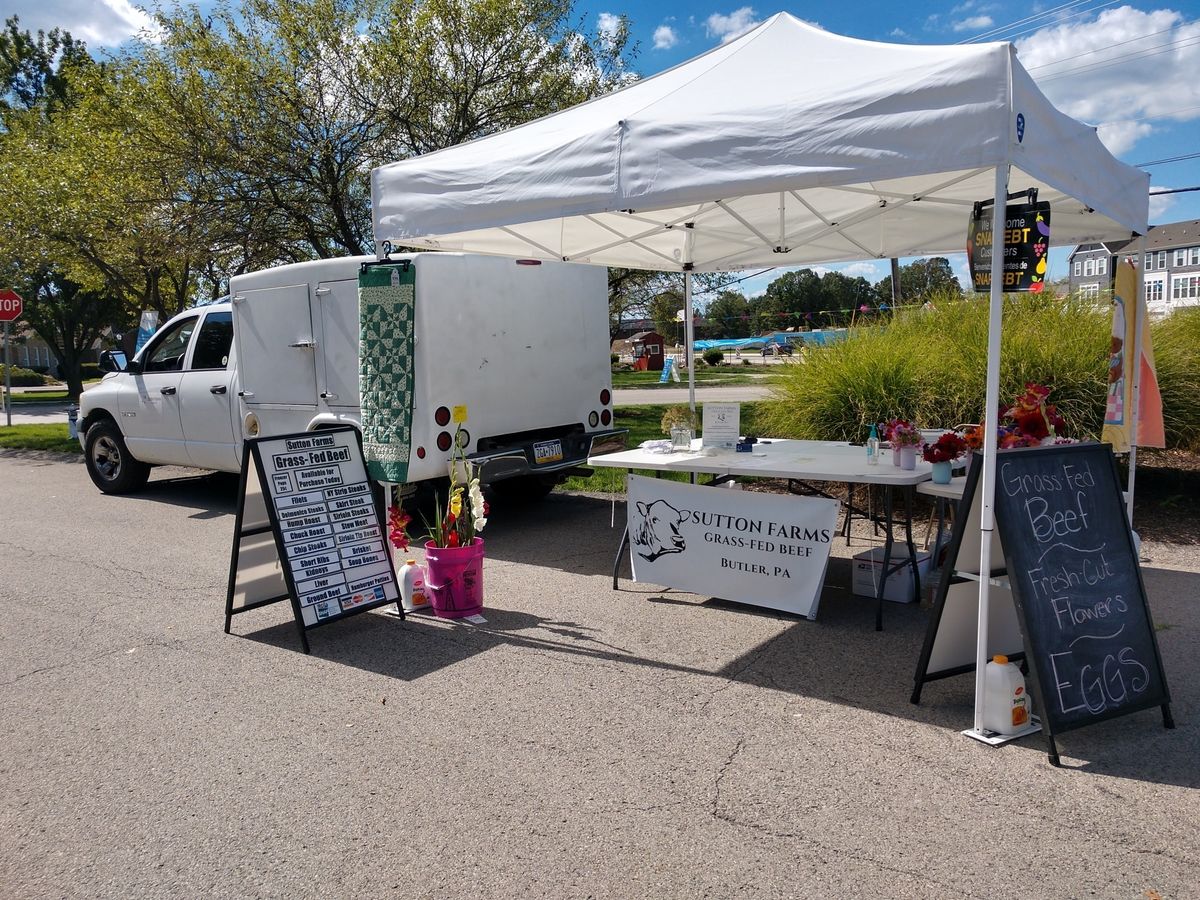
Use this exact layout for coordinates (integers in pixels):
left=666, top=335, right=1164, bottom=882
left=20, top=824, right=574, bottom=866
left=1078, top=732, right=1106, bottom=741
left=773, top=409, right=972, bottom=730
left=960, top=383, right=1076, bottom=451
left=923, top=431, right=968, bottom=483
left=884, top=419, right=923, bottom=470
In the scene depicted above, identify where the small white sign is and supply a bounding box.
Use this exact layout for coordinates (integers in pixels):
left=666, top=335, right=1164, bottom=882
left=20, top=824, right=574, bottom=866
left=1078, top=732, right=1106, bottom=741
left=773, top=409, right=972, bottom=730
left=702, top=402, right=740, bottom=450
left=627, top=474, right=839, bottom=619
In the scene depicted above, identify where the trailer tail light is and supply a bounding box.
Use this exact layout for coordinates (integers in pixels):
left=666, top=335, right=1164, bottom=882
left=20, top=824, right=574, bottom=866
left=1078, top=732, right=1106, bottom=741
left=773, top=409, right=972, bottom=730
left=456, top=429, right=470, bottom=449
left=436, top=432, right=453, bottom=452
left=601, top=409, right=611, bottom=426
left=588, top=411, right=599, bottom=428
left=434, top=406, right=451, bottom=426
left=416, top=446, right=426, bottom=459
left=600, top=389, right=610, bottom=406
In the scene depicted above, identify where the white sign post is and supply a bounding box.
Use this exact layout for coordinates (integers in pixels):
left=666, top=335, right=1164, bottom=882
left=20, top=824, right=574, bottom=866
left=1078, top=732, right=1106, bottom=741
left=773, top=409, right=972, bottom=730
left=627, top=474, right=839, bottom=619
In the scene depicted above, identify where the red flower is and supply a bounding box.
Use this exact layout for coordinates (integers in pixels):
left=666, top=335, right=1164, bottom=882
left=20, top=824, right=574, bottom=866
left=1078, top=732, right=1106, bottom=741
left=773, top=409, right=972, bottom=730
left=388, top=506, right=411, bottom=551
left=447, top=531, right=460, bottom=548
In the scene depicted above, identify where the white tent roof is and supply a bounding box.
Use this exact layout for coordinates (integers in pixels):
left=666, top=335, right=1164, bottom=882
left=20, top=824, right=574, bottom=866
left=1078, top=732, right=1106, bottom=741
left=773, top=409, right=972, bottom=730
left=371, top=13, right=1148, bottom=272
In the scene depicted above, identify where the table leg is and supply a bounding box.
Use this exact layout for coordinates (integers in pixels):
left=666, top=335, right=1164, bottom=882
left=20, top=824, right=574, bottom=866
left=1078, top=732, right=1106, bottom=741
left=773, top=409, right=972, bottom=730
left=875, top=486, right=894, bottom=632
left=612, top=526, right=630, bottom=590
left=903, top=485, right=921, bottom=602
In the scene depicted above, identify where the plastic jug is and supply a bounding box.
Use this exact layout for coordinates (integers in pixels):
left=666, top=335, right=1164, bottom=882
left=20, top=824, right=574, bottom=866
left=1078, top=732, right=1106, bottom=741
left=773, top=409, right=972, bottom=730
left=399, top=560, right=430, bottom=612
left=982, top=654, right=1032, bottom=735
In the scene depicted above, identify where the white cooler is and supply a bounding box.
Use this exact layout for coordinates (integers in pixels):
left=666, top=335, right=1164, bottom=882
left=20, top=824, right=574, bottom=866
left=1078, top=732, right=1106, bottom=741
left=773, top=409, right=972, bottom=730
left=852, top=546, right=932, bottom=604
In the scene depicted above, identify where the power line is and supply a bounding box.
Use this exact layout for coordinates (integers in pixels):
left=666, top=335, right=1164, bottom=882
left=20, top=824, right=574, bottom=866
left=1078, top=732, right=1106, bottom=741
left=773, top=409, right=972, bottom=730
left=1136, top=151, right=1200, bottom=167
left=967, top=1, right=1120, bottom=45
left=956, top=0, right=1091, bottom=44
left=1025, top=21, right=1183, bottom=71
left=1040, top=34, right=1200, bottom=82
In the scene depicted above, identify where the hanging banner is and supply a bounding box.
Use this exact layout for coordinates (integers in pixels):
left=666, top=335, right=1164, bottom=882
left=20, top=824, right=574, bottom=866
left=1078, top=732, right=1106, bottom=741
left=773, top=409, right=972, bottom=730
left=626, top=474, right=839, bottom=619
left=1102, top=259, right=1165, bottom=451
left=967, top=201, right=1051, bottom=293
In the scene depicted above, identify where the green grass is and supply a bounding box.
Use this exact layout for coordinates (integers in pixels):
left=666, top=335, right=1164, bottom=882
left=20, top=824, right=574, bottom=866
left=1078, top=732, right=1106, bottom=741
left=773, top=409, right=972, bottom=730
left=562, top=402, right=767, bottom=493
left=0, top=423, right=81, bottom=453
left=5, top=391, right=71, bottom=403
left=1151, top=307, right=1200, bottom=452
left=610, top=367, right=771, bottom=388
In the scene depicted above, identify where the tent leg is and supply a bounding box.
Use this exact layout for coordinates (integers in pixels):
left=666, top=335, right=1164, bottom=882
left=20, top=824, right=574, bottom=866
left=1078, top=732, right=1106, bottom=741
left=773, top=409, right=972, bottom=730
left=970, top=164, right=1009, bottom=738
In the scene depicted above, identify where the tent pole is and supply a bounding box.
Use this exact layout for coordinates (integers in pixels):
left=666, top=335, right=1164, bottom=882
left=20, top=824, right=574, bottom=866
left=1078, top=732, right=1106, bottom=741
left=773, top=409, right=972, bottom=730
left=971, top=163, right=1010, bottom=736
left=1125, top=237, right=1146, bottom=525
left=684, top=227, right=696, bottom=415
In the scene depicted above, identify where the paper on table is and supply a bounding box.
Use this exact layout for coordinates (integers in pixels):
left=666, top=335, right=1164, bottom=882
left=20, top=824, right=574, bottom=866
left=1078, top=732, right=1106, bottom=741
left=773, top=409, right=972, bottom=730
left=702, top=403, right=740, bottom=450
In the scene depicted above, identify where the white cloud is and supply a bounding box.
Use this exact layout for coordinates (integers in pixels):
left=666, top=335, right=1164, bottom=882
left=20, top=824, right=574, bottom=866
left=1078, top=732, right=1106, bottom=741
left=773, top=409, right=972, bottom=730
left=953, top=15, right=994, bottom=33
left=597, top=12, right=622, bottom=38
left=1016, top=8, right=1200, bottom=157
left=7, top=0, right=159, bottom=48
left=705, top=7, right=761, bottom=43
left=653, top=24, right=679, bottom=50
left=1149, top=187, right=1176, bottom=221
left=889, top=28, right=909, bottom=39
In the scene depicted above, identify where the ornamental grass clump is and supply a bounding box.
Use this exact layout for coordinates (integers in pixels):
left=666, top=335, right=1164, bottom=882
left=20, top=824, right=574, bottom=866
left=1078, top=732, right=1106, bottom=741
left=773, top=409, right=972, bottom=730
left=758, top=290, right=1113, bottom=443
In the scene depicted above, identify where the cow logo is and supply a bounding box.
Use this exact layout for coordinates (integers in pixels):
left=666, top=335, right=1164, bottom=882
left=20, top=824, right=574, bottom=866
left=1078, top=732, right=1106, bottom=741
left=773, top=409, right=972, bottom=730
left=632, top=499, right=688, bottom=561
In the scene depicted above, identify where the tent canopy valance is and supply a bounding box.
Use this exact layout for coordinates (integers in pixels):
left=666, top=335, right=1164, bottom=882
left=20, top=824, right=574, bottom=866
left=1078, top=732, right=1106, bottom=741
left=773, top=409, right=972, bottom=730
left=371, top=13, right=1147, bottom=269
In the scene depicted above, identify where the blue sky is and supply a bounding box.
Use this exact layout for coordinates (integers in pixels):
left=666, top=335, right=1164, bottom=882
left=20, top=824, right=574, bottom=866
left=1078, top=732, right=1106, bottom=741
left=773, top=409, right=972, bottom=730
left=11, top=0, right=1200, bottom=295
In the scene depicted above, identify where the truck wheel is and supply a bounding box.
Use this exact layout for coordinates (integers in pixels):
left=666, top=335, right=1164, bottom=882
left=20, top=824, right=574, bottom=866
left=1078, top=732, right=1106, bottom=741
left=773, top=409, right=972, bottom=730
left=85, top=421, right=151, bottom=494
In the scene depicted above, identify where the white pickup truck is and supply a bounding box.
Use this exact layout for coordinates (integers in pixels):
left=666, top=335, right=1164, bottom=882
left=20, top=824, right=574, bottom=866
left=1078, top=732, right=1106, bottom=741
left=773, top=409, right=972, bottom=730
left=79, top=253, right=617, bottom=496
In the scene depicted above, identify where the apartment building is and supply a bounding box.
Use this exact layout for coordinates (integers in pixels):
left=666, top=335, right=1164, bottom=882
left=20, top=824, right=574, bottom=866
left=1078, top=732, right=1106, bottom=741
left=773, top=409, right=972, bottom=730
left=1067, top=218, right=1200, bottom=313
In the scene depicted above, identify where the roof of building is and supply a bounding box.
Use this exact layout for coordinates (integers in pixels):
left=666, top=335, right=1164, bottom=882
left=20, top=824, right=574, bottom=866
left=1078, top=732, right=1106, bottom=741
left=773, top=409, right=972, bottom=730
left=1141, top=219, right=1200, bottom=250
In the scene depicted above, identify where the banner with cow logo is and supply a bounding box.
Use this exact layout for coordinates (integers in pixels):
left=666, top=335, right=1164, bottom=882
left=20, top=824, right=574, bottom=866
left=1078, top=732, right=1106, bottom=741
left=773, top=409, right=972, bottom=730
left=627, top=475, right=840, bottom=619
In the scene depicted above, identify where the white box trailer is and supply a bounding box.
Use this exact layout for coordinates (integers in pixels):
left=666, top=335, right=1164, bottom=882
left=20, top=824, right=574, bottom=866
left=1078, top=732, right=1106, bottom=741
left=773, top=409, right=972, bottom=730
left=79, top=253, right=618, bottom=496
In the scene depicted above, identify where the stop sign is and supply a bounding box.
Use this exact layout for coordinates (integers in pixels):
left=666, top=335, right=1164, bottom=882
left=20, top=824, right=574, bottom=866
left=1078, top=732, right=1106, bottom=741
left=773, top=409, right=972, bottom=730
left=0, top=289, right=22, bottom=322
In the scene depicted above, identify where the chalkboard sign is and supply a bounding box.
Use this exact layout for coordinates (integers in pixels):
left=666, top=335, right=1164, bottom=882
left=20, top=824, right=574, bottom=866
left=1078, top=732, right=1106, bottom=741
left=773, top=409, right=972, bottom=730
left=225, top=426, right=402, bottom=653
left=992, top=443, right=1173, bottom=755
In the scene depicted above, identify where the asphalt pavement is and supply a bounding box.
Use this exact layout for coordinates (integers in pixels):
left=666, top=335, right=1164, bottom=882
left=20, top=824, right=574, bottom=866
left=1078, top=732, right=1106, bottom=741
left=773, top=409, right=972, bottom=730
left=1, top=453, right=1197, bottom=898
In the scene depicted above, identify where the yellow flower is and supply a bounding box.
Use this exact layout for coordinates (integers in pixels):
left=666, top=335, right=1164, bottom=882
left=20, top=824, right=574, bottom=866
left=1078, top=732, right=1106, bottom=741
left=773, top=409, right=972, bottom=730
left=449, top=488, right=462, bottom=517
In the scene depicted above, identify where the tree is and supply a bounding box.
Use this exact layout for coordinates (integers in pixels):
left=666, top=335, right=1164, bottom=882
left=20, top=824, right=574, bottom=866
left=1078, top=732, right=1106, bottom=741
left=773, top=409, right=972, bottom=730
left=876, top=257, right=963, bottom=304
left=701, top=290, right=750, bottom=338
left=130, top=0, right=636, bottom=261
left=0, top=16, right=90, bottom=121
left=649, top=289, right=684, bottom=343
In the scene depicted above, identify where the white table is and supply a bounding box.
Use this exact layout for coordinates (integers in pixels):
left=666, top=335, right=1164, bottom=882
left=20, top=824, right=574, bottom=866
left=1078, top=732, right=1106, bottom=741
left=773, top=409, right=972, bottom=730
left=589, top=439, right=934, bottom=628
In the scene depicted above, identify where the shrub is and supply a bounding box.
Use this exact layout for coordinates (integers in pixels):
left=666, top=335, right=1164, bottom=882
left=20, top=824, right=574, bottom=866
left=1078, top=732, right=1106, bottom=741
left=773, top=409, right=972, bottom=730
left=0, top=365, right=50, bottom=387
left=610, top=353, right=619, bottom=365
left=1151, top=307, right=1200, bottom=452
left=757, top=294, right=1116, bottom=443
left=80, top=363, right=102, bottom=381
left=702, top=348, right=724, bottom=366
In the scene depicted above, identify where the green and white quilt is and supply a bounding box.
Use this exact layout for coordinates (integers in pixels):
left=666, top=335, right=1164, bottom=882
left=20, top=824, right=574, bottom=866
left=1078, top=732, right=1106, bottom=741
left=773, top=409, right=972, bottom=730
left=359, top=263, right=416, bottom=483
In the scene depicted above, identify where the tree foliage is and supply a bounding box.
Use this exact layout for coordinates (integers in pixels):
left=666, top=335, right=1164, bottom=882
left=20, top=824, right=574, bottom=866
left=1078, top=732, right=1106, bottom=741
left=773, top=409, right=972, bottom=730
left=876, top=257, right=962, bottom=304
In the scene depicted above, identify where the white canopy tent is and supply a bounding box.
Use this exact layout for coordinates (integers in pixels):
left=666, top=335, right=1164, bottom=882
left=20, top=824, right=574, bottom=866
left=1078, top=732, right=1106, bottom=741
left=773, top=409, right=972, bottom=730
left=371, top=13, right=1149, bottom=741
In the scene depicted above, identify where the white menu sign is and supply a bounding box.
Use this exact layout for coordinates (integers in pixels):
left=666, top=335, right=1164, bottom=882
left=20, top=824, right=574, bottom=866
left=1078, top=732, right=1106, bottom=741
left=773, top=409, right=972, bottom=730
left=702, top=402, right=740, bottom=450
left=256, top=429, right=400, bottom=626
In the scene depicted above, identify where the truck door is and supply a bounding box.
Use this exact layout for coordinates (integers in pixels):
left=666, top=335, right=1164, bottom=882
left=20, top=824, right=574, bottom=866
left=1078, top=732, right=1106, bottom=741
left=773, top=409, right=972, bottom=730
left=232, top=284, right=318, bottom=406
left=117, top=313, right=195, bottom=466
left=314, top=278, right=360, bottom=408
left=178, top=309, right=238, bottom=471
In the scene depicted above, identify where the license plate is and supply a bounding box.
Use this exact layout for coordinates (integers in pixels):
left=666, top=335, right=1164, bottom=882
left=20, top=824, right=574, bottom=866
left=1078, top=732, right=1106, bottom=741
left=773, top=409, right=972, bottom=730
left=533, top=439, right=563, bottom=464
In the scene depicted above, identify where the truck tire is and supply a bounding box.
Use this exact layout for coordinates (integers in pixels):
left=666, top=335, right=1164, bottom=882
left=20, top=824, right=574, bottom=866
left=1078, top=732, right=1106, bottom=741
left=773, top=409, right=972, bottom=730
left=84, top=420, right=151, bottom=494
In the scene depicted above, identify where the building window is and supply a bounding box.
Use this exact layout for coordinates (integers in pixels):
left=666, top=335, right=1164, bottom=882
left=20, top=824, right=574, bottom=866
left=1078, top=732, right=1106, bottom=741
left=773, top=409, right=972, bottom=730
left=1191, top=247, right=1200, bottom=266
left=1158, top=251, right=1167, bottom=269
left=1145, top=277, right=1166, bottom=304
left=1144, top=252, right=1154, bottom=270
left=1172, top=274, right=1200, bottom=301
left=1097, top=256, right=1107, bottom=275
left=1079, top=283, right=1100, bottom=299
left=1073, top=260, right=1082, bottom=277
left=1084, top=259, right=1096, bottom=276
left=1175, top=249, right=1188, bottom=267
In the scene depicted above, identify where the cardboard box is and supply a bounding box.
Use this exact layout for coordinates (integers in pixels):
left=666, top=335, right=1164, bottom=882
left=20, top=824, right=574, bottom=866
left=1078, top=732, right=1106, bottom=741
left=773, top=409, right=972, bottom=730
left=852, top=546, right=932, bottom=604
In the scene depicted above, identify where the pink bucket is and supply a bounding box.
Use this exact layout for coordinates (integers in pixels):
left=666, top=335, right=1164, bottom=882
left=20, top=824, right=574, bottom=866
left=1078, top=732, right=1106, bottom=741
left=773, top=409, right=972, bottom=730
left=424, top=538, right=485, bottom=618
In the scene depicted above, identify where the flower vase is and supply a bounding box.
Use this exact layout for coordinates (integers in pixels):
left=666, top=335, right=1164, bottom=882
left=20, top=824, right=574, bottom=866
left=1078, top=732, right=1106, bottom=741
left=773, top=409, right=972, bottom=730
left=931, top=460, right=952, bottom=484
left=424, top=538, right=485, bottom=618
left=891, top=445, right=901, bottom=466
left=900, top=445, right=917, bottom=470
